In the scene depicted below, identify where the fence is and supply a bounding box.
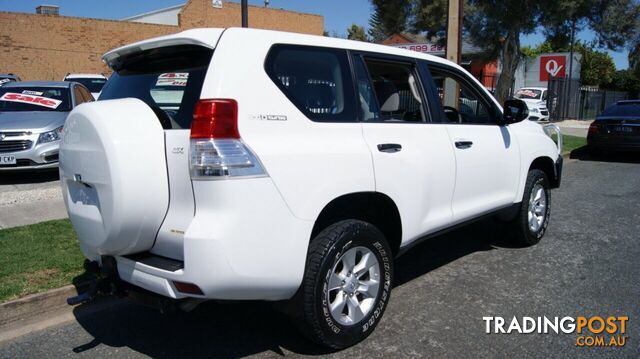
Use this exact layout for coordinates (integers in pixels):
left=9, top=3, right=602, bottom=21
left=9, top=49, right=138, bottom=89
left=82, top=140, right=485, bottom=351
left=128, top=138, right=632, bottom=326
left=547, top=76, right=630, bottom=121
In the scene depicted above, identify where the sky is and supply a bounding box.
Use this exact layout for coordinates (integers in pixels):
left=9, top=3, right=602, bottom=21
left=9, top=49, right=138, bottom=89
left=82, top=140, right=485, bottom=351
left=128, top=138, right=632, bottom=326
left=0, top=0, right=629, bottom=69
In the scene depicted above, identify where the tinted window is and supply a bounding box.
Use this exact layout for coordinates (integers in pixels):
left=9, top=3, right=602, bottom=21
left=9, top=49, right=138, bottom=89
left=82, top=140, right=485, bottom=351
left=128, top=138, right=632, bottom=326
left=353, top=56, right=381, bottom=121
left=0, top=87, right=71, bottom=112
left=265, top=45, right=357, bottom=122
left=100, top=45, right=213, bottom=129
left=430, top=68, right=495, bottom=124
left=66, top=78, right=107, bottom=93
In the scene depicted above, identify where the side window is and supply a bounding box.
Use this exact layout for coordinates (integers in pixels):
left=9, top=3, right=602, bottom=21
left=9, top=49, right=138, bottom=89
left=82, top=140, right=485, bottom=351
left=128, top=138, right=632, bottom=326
left=430, top=68, right=494, bottom=124
left=356, top=57, right=426, bottom=122
left=80, top=87, right=94, bottom=102
left=265, top=45, right=356, bottom=122
left=73, top=87, right=85, bottom=106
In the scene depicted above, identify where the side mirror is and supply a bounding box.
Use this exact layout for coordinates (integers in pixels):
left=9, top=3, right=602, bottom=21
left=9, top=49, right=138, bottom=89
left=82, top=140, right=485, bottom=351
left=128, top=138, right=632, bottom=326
left=501, top=99, right=529, bottom=124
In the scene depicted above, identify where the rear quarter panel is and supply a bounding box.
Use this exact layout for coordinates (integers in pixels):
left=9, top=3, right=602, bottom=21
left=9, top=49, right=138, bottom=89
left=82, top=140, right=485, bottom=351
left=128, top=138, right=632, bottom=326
left=199, top=28, right=375, bottom=222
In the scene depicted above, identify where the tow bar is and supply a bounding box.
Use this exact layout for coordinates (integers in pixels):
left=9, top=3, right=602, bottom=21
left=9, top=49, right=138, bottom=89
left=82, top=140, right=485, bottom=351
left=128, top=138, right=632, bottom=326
left=66, top=256, right=123, bottom=305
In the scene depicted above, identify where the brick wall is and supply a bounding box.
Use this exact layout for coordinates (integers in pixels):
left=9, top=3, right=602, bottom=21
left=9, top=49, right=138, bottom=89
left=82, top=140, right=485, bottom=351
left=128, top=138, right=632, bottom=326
left=178, top=0, right=323, bottom=34
left=0, top=0, right=324, bottom=81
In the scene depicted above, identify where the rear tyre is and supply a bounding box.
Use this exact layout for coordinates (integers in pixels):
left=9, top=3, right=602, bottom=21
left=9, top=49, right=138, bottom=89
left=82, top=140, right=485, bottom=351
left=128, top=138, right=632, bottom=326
left=507, top=169, right=551, bottom=246
left=295, top=220, right=393, bottom=349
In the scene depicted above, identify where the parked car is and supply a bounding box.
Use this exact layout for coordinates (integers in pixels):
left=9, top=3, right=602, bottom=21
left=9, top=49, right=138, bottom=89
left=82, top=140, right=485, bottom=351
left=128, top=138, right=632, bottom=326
left=514, top=87, right=550, bottom=122
left=60, top=28, right=563, bottom=349
left=0, top=73, right=20, bottom=86
left=63, top=73, right=108, bottom=100
left=588, top=100, right=640, bottom=153
left=0, top=81, right=93, bottom=170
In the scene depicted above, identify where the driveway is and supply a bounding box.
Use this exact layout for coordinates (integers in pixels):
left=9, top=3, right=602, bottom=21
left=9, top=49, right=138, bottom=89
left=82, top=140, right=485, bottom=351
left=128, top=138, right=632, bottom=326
left=0, top=170, right=67, bottom=229
left=1, top=154, right=639, bottom=358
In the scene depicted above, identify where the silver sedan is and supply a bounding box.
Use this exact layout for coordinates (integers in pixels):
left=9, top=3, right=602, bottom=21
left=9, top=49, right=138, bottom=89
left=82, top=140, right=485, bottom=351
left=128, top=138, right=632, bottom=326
left=0, top=81, right=94, bottom=171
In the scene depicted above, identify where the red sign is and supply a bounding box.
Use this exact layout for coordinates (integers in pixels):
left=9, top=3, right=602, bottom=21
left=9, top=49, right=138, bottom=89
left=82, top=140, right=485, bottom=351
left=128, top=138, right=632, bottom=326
left=540, top=55, right=566, bottom=81
left=0, top=92, right=62, bottom=109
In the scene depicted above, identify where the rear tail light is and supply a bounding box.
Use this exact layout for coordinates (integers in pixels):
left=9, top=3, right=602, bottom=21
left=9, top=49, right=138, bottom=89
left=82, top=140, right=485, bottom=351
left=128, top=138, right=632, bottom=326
left=190, top=99, right=266, bottom=179
left=588, top=121, right=599, bottom=135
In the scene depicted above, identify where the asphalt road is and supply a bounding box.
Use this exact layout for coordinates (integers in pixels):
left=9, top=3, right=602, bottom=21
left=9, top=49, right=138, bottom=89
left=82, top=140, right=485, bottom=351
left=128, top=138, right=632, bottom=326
left=1, top=152, right=639, bottom=358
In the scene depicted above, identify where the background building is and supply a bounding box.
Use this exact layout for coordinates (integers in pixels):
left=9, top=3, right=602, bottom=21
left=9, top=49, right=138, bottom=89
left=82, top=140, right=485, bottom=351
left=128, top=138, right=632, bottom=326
left=0, top=0, right=323, bottom=80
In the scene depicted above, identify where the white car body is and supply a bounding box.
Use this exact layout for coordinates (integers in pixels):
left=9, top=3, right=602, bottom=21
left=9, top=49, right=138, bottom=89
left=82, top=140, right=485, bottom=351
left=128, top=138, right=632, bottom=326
left=60, top=28, right=562, bottom=303
left=63, top=73, right=107, bottom=100
left=514, top=87, right=550, bottom=122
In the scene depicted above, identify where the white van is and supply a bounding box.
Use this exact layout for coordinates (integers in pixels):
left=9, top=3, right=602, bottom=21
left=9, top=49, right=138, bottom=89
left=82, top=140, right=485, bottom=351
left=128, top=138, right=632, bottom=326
left=60, top=28, right=562, bottom=349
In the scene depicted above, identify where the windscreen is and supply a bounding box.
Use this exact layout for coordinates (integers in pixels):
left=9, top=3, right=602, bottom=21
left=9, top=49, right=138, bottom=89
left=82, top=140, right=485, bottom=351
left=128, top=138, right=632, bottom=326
left=100, top=45, right=213, bottom=129
left=0, top=87, right=71, bottom=112
left=67, top=78, right=107, bottom=93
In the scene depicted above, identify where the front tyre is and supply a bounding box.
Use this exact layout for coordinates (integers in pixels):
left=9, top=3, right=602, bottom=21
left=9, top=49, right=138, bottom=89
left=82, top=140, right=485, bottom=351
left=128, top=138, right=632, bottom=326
left=508, top=169, right=551, bottom=246
left=297, top=220, right=393, bottom=349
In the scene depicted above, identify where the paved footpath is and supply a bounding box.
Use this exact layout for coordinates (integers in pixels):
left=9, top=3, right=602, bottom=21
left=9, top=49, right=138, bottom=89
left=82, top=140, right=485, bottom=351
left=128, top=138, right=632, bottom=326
left=0, top=171, right=67, bottom=229
left=1, top=153, right=638, bottom=358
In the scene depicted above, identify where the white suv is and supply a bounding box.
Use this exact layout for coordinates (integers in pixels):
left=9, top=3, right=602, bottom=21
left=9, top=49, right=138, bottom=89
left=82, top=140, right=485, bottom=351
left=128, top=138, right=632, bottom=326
left=60, top=28, right=563, bottom=349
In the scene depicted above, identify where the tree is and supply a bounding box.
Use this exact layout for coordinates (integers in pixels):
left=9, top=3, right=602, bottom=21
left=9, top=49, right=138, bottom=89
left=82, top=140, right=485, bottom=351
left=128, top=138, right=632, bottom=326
left=347, top=24, right=370, bottom=42
left=413, top=0, right=448, bottom=39
left=576, top=42, right=616, bottom=86
left=409, top=0, right=640, bottom=103
left=603, top=70, right=640, bottom=96
left=368, top=0, right=413, bottom=42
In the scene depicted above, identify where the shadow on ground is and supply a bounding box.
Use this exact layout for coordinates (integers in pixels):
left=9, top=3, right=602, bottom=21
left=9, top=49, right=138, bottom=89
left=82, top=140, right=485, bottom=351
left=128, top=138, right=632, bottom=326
left=71, top=219, right=515, bottom=358
left=570, top=146, right=640, bottom=164
left=0, top=169, right=59, bottom=185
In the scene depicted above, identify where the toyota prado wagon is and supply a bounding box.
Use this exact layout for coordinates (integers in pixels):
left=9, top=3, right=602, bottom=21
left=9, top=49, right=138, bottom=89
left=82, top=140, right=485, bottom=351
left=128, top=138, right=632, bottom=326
left=60, top=28, right=563, bottom=349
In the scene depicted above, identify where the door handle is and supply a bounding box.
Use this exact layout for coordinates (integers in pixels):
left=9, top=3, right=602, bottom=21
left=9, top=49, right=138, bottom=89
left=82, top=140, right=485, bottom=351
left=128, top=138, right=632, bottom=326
left=377, top=143, right=402, bottom=153
left=454, top=140, right=473, bottom=149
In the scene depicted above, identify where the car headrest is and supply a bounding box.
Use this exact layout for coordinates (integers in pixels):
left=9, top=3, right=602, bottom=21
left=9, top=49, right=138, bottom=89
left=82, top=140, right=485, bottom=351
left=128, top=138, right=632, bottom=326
left=305, top=82, right=334, bottom=113
left=374, top=81, right=400, bottom=112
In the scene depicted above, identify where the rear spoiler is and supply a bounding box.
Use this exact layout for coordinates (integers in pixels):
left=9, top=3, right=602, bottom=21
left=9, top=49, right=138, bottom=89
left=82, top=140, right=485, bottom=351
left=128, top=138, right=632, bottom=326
left=103, top=28, right=225, bottom=69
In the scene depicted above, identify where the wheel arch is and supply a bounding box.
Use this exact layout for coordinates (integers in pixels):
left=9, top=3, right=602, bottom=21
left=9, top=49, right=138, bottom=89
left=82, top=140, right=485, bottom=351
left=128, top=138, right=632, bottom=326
left=310, top=192, right=403, bottom=256
left=529, top=156, right=559, bottom=188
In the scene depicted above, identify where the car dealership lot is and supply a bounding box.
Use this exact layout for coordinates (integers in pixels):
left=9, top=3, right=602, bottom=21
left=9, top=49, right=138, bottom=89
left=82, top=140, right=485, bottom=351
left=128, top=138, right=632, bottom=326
left=1, top=155, right=639, bottom=358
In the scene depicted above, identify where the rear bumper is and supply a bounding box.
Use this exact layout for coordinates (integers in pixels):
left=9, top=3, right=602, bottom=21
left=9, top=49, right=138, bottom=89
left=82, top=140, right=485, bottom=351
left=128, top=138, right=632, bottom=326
left=587, top=135, right=640, bottom=152
left=108, top=177, right=314, bottom=301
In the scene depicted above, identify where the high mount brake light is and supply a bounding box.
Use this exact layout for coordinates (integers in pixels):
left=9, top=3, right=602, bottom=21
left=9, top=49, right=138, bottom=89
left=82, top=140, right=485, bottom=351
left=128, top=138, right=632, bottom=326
left=189, top=99, right=266, bottom=179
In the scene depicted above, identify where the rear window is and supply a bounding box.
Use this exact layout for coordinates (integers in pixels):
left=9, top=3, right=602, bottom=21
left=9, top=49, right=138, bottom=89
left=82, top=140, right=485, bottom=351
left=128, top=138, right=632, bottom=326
left=0, top=87, right=71, bottom=112
left=100, top=45, right=213, bottom=129
left=599, top=102, right=640, bottom=117
left=265, top=45, right=357, bottom=122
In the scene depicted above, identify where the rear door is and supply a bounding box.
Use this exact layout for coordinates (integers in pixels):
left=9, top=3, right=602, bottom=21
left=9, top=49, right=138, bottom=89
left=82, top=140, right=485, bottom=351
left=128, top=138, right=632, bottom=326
left=99, top=44, right=214, bottom=260
left=355, top=53, right=456, bottom=244
left=424, top=64, right=520, bottom=222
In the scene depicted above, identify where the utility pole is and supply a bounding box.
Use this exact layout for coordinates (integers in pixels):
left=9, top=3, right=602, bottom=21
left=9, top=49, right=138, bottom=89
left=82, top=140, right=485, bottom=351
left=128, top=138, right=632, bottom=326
left=444, top=0, right=463, bottom=108
left=445, top=0, right=463, bottom=64
left=241, top=0, right=248, bottom=28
